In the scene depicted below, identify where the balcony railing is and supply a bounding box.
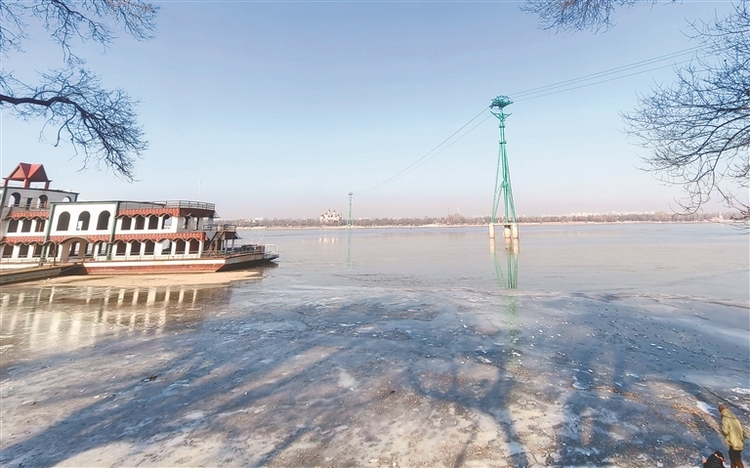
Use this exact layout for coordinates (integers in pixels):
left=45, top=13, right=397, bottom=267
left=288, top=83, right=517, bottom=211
left=118, top=200, right=216, bottom=211
left=4, top=204, right=51, bottom=212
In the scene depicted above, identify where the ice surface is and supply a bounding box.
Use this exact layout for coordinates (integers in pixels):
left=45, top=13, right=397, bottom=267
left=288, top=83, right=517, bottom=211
left=1, top=225, right=748, bottom=467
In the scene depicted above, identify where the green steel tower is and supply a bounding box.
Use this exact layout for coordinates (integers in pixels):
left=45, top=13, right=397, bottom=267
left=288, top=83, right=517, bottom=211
left=347, top=192, right=353, bottom=228
left=490, top=95, right=516, bottom=225
left=488, top=96, right=519, bottom=241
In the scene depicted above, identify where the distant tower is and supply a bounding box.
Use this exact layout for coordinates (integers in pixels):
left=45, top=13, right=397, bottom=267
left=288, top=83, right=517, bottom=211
left=489, top=95, right=519, bottom=240
left=347, top=192, right=353, bottom=228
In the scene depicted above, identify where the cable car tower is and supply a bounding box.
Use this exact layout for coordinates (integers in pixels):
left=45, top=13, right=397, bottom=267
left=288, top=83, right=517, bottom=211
left=489, top=95, right=519, bottom=241
left=347, top=192, right=353, bottom=228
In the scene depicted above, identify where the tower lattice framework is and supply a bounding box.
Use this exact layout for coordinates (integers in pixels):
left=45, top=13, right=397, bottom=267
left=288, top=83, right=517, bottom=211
left=490, top=95, right=516, bottom=225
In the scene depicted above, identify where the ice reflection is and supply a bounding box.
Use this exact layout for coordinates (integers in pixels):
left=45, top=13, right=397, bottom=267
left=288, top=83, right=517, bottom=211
left=318, top=235, right=340, bottom=244
left=0, top=285, right=230, bottom=365
left=491, top=239, right=519, bottom=289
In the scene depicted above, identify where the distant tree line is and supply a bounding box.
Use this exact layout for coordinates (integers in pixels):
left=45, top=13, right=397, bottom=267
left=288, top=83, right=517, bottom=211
left=226, top=211, right=732, bottom=228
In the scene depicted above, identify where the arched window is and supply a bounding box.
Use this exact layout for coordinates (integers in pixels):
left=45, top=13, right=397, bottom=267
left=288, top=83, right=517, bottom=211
left=120, top=216, right=132, bottom=230
left=134, top=215, right=145, bottom=230
left=38, top=195, right=48, bottom=208
left=96, top=211, right=110, bottom=230
left=8, top=219, right=19, bottom=232
left=94, top=241, right=108, bottom=257
left=32, top=244, right=43, bottom=257
left=1, top=244, right=12, bottom=258
left=188, top=239, right=200, bottom=254
left=35, top=219, right=46, bottom=232
left=175, top=239, right=186, bottom=255
left=8, top=193, right=21, bottom=207
left=18, top=244, right=29, bottom=258
left=77, top=211, right=90, bottom=230
left=162, top=215, right=172, bottom=229
left=160, top=239, right=172, bottom=255
left=147, top=215, right=159, bottom=230
left=144, top=240, right=155, bottom=255
left=21, top=219, right=32, bottom=232
left=129, top=240, right=141, bottom=255
left=56, top=212, right=71, bottom=231
left=115, top=241, right=127, bottom=256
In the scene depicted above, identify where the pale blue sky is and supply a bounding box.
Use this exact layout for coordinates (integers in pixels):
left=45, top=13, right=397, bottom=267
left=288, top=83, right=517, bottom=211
left=1, top=1, right=735, bottom=219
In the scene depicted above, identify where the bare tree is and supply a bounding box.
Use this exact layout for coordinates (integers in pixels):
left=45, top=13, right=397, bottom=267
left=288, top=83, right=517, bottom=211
left=521, top=0, right=647, bottom=33
left=625, top=4, right=750, bottom=220
left=0, top=0, right=158, bottom=180
left=523, top=0, right=750, bottom=220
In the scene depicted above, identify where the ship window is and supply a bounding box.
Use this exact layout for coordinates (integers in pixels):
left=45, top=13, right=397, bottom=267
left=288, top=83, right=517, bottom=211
left=130, top=240, right=141, bottom=255
left=8, top=193, right=20, bottom=207
left=8, top=219, right=19, bottom=232
left=95, top=211, right=109, bottom=230
left=1, top=244, right=12, bottom=258
left=144, top=240, right=155, bottom=255
left=38, top=195, right=48, bottom=208
left=18, top=244, right=29, bottom=257
left=120, top=216, right=132, bottom=230
left=160, top=240, right=172, bottom=255
left=21, top=219, right=32, bottom=232
left=134, top=215, right=145, bottom=230
left=77, top=211, right=91, bottom=231
left=93, top=241, right=107, bottom=257
left=56, top=212, right=71, bottom=231
left=35, top=219, right=46, bottom=232
left=162, top=215, right=172, bottom=229
left=188, top=239, right=200, bottom=254
left=148, top=215, right=158, bottom=230
left=115, top=241, right=127, bottom=256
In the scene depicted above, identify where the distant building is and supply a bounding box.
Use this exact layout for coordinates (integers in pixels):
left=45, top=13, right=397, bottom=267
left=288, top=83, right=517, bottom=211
left=320, top=209, right=342, bottom=224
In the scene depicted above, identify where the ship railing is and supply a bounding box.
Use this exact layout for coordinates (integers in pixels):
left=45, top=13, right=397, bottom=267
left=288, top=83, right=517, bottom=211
left=3, top=204, right=51, bottom=213
left=206, top=224, right=237, bottom=232
left=201, top=243, right=278, bottom=257
left=119, top=200, right=216, bottom=211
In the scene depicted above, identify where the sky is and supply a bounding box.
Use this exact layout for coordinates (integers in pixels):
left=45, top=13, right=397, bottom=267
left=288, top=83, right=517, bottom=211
left=0, top=0, right=738, bottom=219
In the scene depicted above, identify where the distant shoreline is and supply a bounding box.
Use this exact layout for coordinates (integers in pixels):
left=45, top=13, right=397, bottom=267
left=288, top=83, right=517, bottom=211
left=237, top=219, right=737, bottom=231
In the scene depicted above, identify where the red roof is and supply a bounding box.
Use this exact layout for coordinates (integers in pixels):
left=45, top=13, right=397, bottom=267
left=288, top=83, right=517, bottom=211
left=0, top=235, right=47, bottom=245
left=3, top=163, right=51, bottom=188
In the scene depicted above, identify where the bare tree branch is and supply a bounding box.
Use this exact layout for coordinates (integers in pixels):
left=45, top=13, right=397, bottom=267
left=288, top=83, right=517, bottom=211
left=1, top=70, right=146, bottom=180
left=523, top=0, right=750, bottom=221
left=521, top=0, right=647, bottom=32
left=0, top=0, right=158, bottom=179
left=624, top=3, right=750, bottom=220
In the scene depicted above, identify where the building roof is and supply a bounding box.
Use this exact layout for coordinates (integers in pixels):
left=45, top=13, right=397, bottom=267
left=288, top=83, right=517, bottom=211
left=3, top=163, right=51, bottom=188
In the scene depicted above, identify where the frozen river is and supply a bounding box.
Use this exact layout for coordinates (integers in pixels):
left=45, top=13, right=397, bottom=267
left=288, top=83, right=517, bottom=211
left=1, top=223, right=748, bottom=467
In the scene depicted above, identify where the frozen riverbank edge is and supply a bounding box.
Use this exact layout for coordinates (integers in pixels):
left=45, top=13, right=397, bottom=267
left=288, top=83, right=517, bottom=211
left=1, top=285, right=748, bottom=467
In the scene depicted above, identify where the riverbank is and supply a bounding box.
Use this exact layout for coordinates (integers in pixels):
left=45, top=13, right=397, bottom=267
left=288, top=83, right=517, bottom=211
left=1, top=287, right=748, bottom=468
left=1, top=224, right=747, bottom=467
